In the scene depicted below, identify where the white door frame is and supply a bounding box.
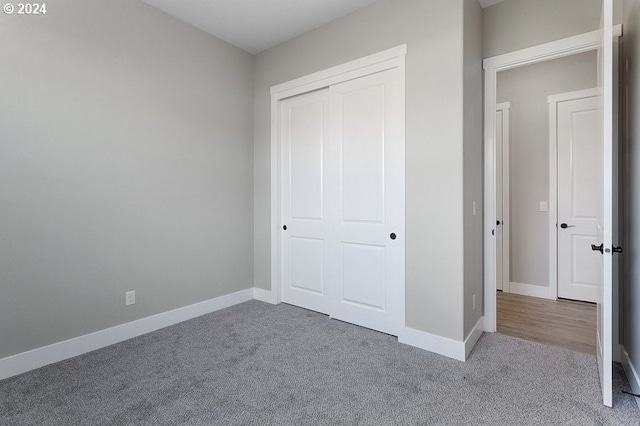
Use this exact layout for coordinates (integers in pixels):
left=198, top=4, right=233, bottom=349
left=547, top=88, right=599, bottom=302
left=270, top=45, right=407, bottom=330
left=483, top=27, right=622, bottom=333
left=496, top=102, right=511, bottom=293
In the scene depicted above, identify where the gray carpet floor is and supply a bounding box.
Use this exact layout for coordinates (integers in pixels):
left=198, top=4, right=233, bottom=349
left=1, top=300, right=639, bottom=425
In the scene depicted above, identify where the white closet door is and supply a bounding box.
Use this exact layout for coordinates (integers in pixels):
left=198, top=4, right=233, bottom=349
left=281, top=89, right=330, bottom=314
left=327, top=69, right=402, bottom=336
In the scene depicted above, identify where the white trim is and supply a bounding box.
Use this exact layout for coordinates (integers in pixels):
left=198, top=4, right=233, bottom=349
left=253, top=287, right=277, bottom=304
left=508, top=282, right=555, bottom=300
left=397, top=52, right=407, bottom=336
left=398, top=328, right=466, bottom=362
left=547, top=88, right=598, bottom=302
left=621, top=345, right=640, bottom=411
left=548, top=87, right=599, bottom=105
left=0, top=289, right=254, bottom=381
left=270, top=45, right=407, bottom=332
left=548, top=95, right=559, bottom=301
left=270, top=45, right=407, bottom=98
left=496, top=102, right=511, bottom=293
left=483, top=25, right=622, bottom=71
left=464, top=317, right=485, bottom=359
left=483, top=27, right=622, bottom=333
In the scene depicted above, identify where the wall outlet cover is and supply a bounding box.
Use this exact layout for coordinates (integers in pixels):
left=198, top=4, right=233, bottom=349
left=125, top=290, right=135, bottom=306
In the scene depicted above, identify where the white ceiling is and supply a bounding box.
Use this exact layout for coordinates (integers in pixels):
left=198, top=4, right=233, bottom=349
left=142, top=0, right=508, bottom=55
left=141, top=0, right=381, bottom=54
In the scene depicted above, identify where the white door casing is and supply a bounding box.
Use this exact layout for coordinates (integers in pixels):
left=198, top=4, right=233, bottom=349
left=553, top=93, right=599, bottom=303
left=496, top=103, right=511, bottom=293
left=271, top=45, right=406, bottom=336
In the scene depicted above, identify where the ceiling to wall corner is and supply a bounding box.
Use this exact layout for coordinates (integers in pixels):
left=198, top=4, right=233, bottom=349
left=141, top=0, right=379, bottom=55
left=479, top=0, right=508, bottom=8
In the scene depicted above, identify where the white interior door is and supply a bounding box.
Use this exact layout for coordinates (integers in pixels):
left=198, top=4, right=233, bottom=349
left=327, top=69, right=403, bottom=336
left=281, top=89, right=330, bottom=315
left=495, top=103, right=510, bottom=293
left=596, top=0, right=613, bottom=408
left=557, top=96, right=599, bottom=303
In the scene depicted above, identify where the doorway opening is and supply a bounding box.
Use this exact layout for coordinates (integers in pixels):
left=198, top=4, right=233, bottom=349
left=494, top=54, right=599, bottom=355
left=483, top=15, right=619, bottom=406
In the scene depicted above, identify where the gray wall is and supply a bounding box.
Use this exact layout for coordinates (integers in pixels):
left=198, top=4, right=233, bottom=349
left=497, top=52, right=597, bottom=289
left=622, top=0, right=640, bottom=379
left=254, top=0, right=478, bottom=341
left=482, top=0, right=602, bottom=58
left=463, top=0, right=484, bottom=337
left=0, top=0, right=254, bottom=358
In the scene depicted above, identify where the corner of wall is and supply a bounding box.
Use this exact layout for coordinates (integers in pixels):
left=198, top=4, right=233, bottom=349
left=463, top=0, right=485, bottom=338
left=621, top=345, right=640, bottom=411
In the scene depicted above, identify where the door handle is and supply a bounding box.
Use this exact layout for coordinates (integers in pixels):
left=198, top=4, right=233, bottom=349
left=390, top=233, right=397, bottom=240
left=560, top=223, right=575, bottom=229
left=613, top=246, right=623, bottom=253
left=496, top=220, right=501, bottom=226
left=591, top=243, right=604, bottom=253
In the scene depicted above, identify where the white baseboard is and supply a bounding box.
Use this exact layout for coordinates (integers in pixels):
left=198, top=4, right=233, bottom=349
left=0, top=288, right=254, bottom=381
left=464, top=316, right=484, bottom=359
left=509, top=282, right=554, bottom=300
left=399, top=327, right=466, bottom=362
left=621, top=345, right=640, bottom=411
left=1, top=286, right=482, bottom=380
left=253, top=287, right=277, bottom=304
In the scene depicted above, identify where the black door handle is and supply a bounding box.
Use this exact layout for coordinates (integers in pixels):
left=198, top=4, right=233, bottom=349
left=497, top=220, right=501, bottom=226
left=560, top=223, right=575, bottom=229
left=613, top=246, right=623, bottom=253
left=390, top=233, right=396, bottom=240
left=591, top=243, right=603, bottom=253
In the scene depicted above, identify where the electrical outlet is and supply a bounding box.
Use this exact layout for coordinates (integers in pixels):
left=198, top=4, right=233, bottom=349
left=473, top=294, right=476, bottom=311
left=125, top=290, right=135, bottom=306
left=539, top=201, right=548, bottom=212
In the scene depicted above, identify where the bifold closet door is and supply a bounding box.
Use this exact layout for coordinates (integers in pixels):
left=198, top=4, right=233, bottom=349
left=280, top=89, right=330, bottom=315
left=327, top=68, right=402, bottom=336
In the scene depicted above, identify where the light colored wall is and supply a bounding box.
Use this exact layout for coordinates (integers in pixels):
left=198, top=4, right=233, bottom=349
left=622, top=0, right=640, bottom=377
left=463, top=0, right=484, bottom=336
left=0, top=0, right=254, bottom=358
left=496, top=52, right=597, bottom=289
left=482, top=0, right=602, bottom=58
left=254, top=0, right=470, bottom=340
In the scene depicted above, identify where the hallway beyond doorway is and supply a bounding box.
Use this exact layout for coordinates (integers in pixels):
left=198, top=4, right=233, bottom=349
left=497, top=291, right=596, bottom=355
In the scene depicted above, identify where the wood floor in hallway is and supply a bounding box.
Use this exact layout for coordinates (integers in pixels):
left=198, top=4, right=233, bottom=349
left=497, top=291, right=597, bottom=355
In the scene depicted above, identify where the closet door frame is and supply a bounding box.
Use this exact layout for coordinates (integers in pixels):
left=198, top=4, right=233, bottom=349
left=270, top=45, right=407, bottom=330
